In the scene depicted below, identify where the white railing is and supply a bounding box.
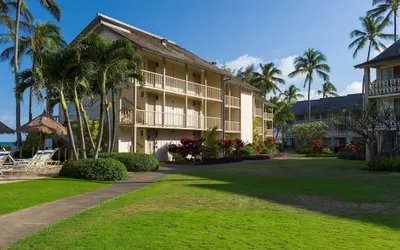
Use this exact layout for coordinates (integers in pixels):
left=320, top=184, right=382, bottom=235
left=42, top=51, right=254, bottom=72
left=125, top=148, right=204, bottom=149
left=207, top=86, right=222, bottom=100
left=255, top=108, right=263, bottom=117
left=143, top=70, right=163, bottom=89
left=120, top=108, right=134, bottom=125
left=265, top=129, right=274, bottom=136
left=164, top=112, right=185, bottom=128
left=225, top=121, right=240, bottom=132
left=264, top=112, right=273, bottom=120
left=136, top=110, right=163, bottom=126
left=225, top=96, right=240, bottom=108
left=187, top=81, right=206, bottom=97
left=187, top=114, right=205, bottom=129
left=165, top=76, right=186, bottom=94
left=369, top=78, right=400, bottom=96
left=207, top=117, right=222, bottom=129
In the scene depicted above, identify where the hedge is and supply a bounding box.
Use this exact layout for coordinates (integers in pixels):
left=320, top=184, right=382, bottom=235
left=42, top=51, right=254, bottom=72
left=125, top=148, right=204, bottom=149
left=337, top=151, right=365, bottom=161
left=99, top=152, right=159, bottom=172
left=59, top=158, right=128, bottom=181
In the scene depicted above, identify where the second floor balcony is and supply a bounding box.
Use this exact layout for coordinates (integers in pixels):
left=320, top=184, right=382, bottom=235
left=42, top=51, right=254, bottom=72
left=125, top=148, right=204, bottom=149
left=264, top=112, right=273, bottom=120
left=369, top=78, right=400, bottom=97
left=142, top=70, right=222, bottom=101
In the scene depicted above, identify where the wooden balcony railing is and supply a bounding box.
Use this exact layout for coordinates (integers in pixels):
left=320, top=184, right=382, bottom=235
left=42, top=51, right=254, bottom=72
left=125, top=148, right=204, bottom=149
left=225, top=96, right=240, bottom=108
left=263, top=112, right=273, bottom=120
left=225, top=121, right=240, bottom=132
left=255, top=108, right=263, bottom=117
left=207, top=86, right=222, bottom=101
left=207, top=116, right=222, bottom=129
left=165, top=76, right=185, bottom=94
left=370, top=78, right=400, bottom=96
left=188, top=81, right=206, bottom=98
left=143, top=70, right=163, bottom=89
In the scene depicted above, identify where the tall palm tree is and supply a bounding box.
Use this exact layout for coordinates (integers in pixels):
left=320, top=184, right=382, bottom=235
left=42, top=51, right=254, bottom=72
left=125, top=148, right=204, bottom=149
left=318, top=81, right=339, bottom=98
left=250, top=63, right=285, bottom=97
left=78, top=33, right=143, bottom=158
left=2, top=22, right=66, bottom=121
left=12, top=0, right=61, bottom=145
left=349, top=16, right=394, bottom=61
left=280, top=84, right=304, bottom=106
left=236, top=64, right=255, bottom=83
left=289, top=49, right=331, bottom=121
left=368, top=0, right=400, bottom=42
left=349, top=15, right=394, bottom=105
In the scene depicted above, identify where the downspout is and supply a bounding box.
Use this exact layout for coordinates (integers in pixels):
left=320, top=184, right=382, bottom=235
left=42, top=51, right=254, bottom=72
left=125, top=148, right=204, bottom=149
left=222, top=76, right=232, bottom=141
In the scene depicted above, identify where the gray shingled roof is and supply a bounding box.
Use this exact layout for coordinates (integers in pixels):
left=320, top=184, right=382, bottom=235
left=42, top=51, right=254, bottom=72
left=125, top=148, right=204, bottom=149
left=355, top=40, right=400, bottom=68
left=291, top=94, right=363, bottom=115
left=72, top=14, right=230, bottom=77
left=225, top=78, right=260, bottom=92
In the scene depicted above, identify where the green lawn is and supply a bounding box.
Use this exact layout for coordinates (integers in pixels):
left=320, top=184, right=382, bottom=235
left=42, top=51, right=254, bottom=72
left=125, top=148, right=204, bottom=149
left=0, top=178, right=110, bottom=215
left=10, top=159, right=400, bottom=249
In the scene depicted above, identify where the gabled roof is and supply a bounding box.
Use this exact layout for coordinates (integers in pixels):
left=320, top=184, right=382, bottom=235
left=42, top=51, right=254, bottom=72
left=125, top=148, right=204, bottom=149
left=291, top=94, right=363, bottom=115
left=354, top=40, right=400, bottom=68
left=225, top=78, right=260, bottom=92
left=71, top=13, right=231, bottom=77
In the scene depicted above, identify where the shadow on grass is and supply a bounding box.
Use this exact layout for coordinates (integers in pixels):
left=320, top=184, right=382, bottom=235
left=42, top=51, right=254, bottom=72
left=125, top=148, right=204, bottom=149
left=179, top=159, right=400, bottom=230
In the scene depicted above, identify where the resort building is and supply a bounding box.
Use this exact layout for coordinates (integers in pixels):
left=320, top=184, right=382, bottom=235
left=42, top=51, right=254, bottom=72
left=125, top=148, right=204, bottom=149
left=286, top=94, right=363, bottom=148
left=58, top=13, right=274, bottom=161
left=355, top=40, right=400, bottom=154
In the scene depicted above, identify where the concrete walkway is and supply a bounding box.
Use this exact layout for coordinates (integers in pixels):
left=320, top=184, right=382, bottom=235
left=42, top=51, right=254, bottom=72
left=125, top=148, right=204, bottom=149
left=0, top=157, right=295, bottom=249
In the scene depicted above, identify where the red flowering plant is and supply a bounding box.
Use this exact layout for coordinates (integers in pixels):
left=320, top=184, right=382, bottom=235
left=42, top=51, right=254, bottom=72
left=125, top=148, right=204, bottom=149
left=312, top=139, right=322, bottom=154
left=233, top=138, right=244, bottom=156
left=180, top=137, right=205, bottom=160
left=255, top=145, right=261, bottom=152
left=218, top=138, right=233, bottom=155
left=264, top=137, right=277, bottom=149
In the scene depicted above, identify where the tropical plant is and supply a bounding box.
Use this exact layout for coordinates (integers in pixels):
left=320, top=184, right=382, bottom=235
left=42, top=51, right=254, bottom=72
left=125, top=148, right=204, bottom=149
left=317, top=81, right=339, bottom=98
left=77, top=32, right=143, bottom=158
left=280, top=84, right=304, bottom=106
left=349, top=15, right=394, bottom=61
left=12, top=0, right=61, bottom=145
left=236, top=64, right=255, bottom=83
left=250, top=63, right=285, bottom=97
left=292, top=122, right=328, bottom=146
left=368, top=0, right=400, bottom=42
left=203, top=126, right=220, bottom=158
left=269, top=96, right=294, bottom=140
left=289, top=49, right=331, bottom=120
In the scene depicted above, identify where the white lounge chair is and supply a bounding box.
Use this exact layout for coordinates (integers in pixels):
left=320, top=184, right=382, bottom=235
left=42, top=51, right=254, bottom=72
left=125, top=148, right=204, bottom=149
left=26, top=149, right=60, bottom=173
left=0, top=151, right=12, bottom=176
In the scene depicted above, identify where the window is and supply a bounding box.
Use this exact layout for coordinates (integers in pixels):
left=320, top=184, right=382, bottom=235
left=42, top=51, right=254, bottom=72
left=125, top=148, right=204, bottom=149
left=381, top=67, right=393, bottom=81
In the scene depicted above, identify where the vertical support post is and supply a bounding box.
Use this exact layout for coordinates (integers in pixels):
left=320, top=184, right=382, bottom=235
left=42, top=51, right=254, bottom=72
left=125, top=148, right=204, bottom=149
left=115, top=88, right=121, bottom=152
left=163, top=58, right=166, bottom=126
left=201, top=69, right=205, bottom=131
left=221, top=75, right=226, bottom=139
left=133, top=78, right=138, bottom=153
left=262, top=103, right=265, bottom=139
left=364, top=67, right=370, bottom=106
left=185, top=64, right=188, bottom=128
left=205, top=71, right=208, bottom=130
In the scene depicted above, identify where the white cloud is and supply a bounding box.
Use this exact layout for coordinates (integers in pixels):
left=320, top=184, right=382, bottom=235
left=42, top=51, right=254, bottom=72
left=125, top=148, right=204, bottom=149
left=297, top=90, right=321, bottom=101
left=275, top=55, right=306, bottom=83
left=339, top=81, right=362, bottom=96
left=220, top=54, right=264, bottom=72
left=0, top=111, right=15, bottom=128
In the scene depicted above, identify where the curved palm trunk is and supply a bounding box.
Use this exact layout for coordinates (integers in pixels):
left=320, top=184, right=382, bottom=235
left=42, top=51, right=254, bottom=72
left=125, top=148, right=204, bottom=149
left=14, top=0, right=22, bottom=145
left=308, top=79, right=312, bottom=121
left=28, top=87, right=33, bottom=121
left=73, top=89, right=86, bottom=159
left=80, top=103, right=96, bottom=152
left=110, top=87, right=117, bottom=153
left=60, top=91, right=78, bottom=160
left=94, top=71, right=107, bottom=158
left=105, top=100, right=112, bottom=154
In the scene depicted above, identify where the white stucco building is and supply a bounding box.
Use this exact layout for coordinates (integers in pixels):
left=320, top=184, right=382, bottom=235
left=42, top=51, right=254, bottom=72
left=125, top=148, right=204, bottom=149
left=59, top=14, right=274, bottom=161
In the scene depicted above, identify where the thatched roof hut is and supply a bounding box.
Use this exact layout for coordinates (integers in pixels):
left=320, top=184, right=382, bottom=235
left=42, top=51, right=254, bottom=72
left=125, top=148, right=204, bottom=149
left=0, top=121, right=14, bottom=134
left=18, top=113, right=67, bottom=135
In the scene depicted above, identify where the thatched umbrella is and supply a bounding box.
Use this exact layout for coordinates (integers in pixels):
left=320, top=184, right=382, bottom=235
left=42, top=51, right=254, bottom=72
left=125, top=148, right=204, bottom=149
left=0, top=121, right=15, bottom=134
left=18, top=112, right=68, bottom=149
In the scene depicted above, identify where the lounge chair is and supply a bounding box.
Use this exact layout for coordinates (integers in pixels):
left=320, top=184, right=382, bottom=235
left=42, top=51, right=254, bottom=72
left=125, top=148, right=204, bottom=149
left=26, top=149, right=60, bottom=173
left=0, top=151, right=12, bottom=176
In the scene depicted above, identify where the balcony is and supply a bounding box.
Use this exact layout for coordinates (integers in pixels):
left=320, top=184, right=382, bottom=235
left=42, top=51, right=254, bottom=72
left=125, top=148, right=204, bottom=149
left=369, top=78, right=400, bottom=97
left=120, top=108, right=222, bottom=130
left=263, top=112, right=273, bottom=120
left=255, top=126, right=262, bottom=134
left=142, top=70, right=222, bottom=101
left=225, top=121, right=240, bottom=132
left=255, top=108, right=263, bottom=117
left=225, top=96, right=240, bottom=108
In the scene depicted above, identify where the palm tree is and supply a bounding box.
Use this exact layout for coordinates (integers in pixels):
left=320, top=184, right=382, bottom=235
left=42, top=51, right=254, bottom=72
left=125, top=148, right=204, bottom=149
left=250, top=63, right=285, bottom=97
left=318, top=81, right=339, bottom=98
left=349, top=16, right=394, bottom=61
left=289, top=49, right=331, bottom=121
left=368, top=0, right=400, bottom=42
left=236, top=64, right=255, bottom=83
left=2, top=22, right=66, bottom=121
left=280, top=85, right=304, bottom=106
left=12, top=0, right=61, bottom=145
left=78, top=33, right=143, bottom=158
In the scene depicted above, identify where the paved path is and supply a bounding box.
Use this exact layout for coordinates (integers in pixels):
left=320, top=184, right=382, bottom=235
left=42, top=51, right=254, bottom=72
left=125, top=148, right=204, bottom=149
left=0, top=157, right=296, bottom=249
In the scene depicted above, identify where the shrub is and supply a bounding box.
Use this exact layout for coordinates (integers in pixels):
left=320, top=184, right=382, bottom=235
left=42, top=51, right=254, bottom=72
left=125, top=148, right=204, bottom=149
left=260, top=147, right=278, bottom=154
left=306, top=153, right=337, bottom=157
left=233, top=138, right=244, bottom=156
left=239, top=145, right=258, bottom=156
left=312, top=140, right=322, bottom=153
left=180, top=137, right=204, bottom=159
left=218, top=138, right=233, bottom=155
left=59, top=158, right=128, bottom=181
left=276, top=143, right=284, bottom=152
left=264, top=137, right=277, bottom=149
left=337, top=151, right=365, bottom=161
left=322, top=147, right=333, bottom=155
left=295, top=146, right=313, bottom=154
left=100, top=152, right=159, bottom=172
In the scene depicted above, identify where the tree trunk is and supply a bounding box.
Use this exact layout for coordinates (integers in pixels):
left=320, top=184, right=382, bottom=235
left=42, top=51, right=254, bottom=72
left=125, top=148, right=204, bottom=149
left=94, top=71, right=107, bottom=158
left=80, top=103, right=95, bottom=152
left=14, top=0, right=22, bottom=146
left=29, top=87, right=33, bottom=121
left=308, top=78, right=312, bottom=121
left=60, top=91, right=78, bottom=160
left=105, top=101, right=112, bottom=154
left=395, top=11, right=397, bottom=43
left=73, top=89, right=86, bottom=159
left=110, top=87, right=117, bottom=153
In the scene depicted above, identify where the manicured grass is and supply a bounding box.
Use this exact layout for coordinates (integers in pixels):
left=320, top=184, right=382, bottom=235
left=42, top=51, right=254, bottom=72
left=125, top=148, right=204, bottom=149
left=0, top=178, right=110, bottom=215
left=10, top=159, right=400, bottom=249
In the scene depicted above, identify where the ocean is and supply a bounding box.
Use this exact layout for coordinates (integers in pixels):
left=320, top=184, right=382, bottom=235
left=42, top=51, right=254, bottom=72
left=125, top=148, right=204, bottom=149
left=0, top=142, right=14, bottom=146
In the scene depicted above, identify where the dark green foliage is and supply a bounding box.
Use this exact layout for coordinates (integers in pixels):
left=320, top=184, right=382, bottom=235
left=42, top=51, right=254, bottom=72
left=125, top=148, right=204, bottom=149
left=100, top=153, right=159, bottom=172
left=239, top=145, right=258, bottom=156
left=260, top=147, right=278, bottom=154
left=242, top=155, right=271, bottom=160
left=305, top=153, right=337, bottom=158
left=367, top=156, right=400, bottom=172
left=276, top=143, right=284, bottom=152
left=295, top=146, right=313, bottom=154
left=59, top=158, right=128, bottom=181
left=337, top=151, right=365, bottom=161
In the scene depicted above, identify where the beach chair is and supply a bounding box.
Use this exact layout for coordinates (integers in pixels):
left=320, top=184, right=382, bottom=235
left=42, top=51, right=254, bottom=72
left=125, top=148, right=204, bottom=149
left=27, top=149, right=60, bottom=173
left=0, top=151, right=12, bottom=176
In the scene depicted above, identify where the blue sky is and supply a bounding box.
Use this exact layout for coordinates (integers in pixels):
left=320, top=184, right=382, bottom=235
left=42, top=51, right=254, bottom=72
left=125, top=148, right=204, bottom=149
left=0, top=0, right=388, bottom=141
